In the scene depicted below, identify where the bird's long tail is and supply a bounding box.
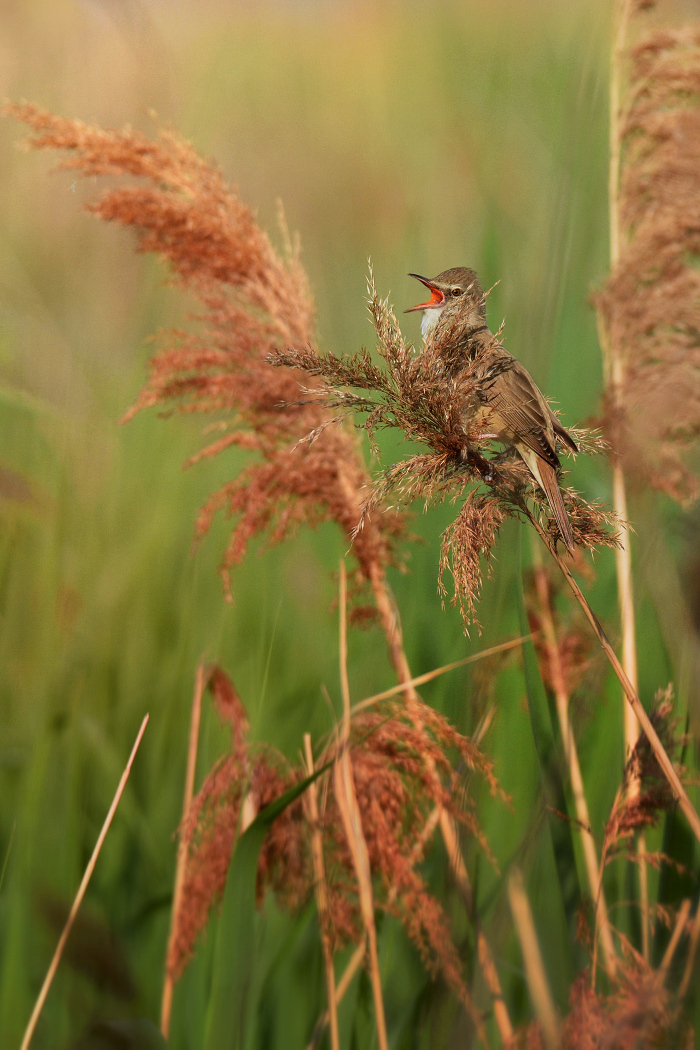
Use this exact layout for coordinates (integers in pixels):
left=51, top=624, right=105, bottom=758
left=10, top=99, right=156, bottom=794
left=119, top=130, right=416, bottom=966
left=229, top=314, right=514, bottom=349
left=520, top=448, right=575, bottom=555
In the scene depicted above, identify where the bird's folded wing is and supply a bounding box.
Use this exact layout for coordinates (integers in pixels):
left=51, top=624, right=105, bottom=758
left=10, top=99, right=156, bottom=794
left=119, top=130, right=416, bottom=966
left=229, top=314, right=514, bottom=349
left=486, top=364, right=560, bottom=469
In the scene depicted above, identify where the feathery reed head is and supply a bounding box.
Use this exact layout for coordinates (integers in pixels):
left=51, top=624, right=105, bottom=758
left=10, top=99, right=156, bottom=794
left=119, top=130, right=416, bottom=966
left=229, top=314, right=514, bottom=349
left=5, top=102, right=405, bottom=598
left=595, top=24, right=700, bottom=505
left=169, top=667, right=503, bottom=1003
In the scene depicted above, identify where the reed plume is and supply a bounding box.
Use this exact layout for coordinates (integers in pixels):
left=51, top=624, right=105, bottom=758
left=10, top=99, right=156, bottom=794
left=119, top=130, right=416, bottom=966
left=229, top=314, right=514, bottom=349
left=4, top=102, right=404, bottom=605
left=168, top=666, right=503, bottom=1013
left=596, top=19, right=700, bottom=505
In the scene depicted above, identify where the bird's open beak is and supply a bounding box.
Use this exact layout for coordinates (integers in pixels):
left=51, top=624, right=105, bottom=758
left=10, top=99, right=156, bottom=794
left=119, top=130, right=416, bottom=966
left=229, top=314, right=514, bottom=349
left=405, top=274, right=445, bottom=313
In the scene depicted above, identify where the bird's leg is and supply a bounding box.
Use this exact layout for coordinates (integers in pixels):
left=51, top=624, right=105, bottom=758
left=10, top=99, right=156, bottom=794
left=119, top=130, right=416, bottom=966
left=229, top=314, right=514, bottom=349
left=488, top=448, right=519, bottom=467
left=459, top=444, right=499, bottom=483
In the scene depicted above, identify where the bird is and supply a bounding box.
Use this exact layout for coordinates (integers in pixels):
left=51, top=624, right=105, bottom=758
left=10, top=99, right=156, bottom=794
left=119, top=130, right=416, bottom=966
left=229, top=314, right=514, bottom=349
left=406, top=266, right=578, bottom=553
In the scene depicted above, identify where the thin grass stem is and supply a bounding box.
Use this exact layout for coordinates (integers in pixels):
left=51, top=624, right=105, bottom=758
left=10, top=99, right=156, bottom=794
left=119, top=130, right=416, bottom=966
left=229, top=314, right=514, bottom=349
left=529, top=543, right=618, bottom=979
left=528, top=513, right=700, bottom=845
left=678, top=898, right=700, bottom=999
left=367, top=567, right=510, bottom=1041
left=161, top=664, right=209, bottom=1038
left=658, top=898, right=691, bottom=983
left=368, top=564, right=512, bottom=1044
left=304, top=734, right=340, bottom=1050
left=334, top=560, right=389, bottom=1050
left=507, top=867, right=560, bottom=1050
left=20, top=715, right=149, bottom=1050
left=350, top=635, right=531, bottom=717
left=604, top=0, right=649, bottom=960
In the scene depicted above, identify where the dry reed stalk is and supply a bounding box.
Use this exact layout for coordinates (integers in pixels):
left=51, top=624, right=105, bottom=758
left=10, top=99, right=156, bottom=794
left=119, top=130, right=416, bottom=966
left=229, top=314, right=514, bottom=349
left=604, top=0, right=647, bottom=960
left=507, top=868, right=560, bottom=1050
left=20, top=715, right=149, bottom=1050
left=657, top=897, right=691, bottom=985
left=678, top=898, right=700, bottom=999
left=333, top=561, right=388, bottom=1050
left=350, top=634, right=530, bottom=716
left=161, top=665, right=209, bottom=1038
left=528, top=511, right=700, bottom=846
left=303, top=734, right=340, bottom=1050
left=529, top=547, right=618, bottom=980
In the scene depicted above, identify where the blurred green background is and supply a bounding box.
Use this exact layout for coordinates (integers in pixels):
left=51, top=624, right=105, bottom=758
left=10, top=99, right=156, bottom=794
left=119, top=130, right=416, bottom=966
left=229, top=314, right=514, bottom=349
left=0, top=1, right=697, bottom=1047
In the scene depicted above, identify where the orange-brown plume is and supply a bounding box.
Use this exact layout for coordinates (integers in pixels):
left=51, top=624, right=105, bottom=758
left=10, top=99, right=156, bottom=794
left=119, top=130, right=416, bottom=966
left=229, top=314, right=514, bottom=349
left=5, top=102, right=404, bottom=599
left=595, top=24, right=700, bottom=504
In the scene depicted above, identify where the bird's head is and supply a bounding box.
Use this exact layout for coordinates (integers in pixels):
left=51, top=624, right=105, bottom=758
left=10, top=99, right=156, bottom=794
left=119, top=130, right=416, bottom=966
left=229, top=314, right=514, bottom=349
left=406, top=267, right=485, bottom=339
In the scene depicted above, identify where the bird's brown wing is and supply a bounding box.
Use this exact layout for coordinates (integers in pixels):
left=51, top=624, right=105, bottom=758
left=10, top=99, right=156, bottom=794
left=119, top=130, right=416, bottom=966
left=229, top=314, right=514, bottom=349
left=485, top=361, right=560, bottom=469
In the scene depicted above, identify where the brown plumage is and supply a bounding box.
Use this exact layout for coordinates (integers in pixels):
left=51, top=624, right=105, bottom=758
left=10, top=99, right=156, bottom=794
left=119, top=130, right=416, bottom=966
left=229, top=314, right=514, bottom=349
left=408, top=267, right=578, bottom=553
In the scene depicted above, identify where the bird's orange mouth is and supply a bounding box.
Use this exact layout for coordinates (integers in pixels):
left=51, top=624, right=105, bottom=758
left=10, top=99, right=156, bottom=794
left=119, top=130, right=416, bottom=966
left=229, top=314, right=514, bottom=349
left=405, top=274, right=445, bottom=312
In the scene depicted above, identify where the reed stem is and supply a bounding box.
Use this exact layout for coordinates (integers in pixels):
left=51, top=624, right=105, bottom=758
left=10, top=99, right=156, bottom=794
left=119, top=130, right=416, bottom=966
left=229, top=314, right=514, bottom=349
left=20, top=716, right=149, bottom=1050
left=529, top=546, right=618, bottom=979
left=304, top=734, right=340, bottom=1050
left=605, top=0, right=649, bottom=959
left=161, top=665, right=208, bottom=1038
left=528, top=513, right=700, bottom=846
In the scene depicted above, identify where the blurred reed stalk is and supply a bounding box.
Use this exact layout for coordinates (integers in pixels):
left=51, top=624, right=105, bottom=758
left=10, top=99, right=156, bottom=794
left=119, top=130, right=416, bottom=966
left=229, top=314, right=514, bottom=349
left=679, top=899, right=700, bottom=998
left=527, top=510, right=700, bottom=845
left=161, top=664, right=209, bottom=1039
left=20, top=715, right=149, bottom=1050
left=529, top=542, right=618, bottom=980
left=603, top=0, right=648, bottom=960
left=303, top=733, right=340, bottom=1050
left=333, top=561, right=388, bottom=1050
left=507, top=868, right=560, bottom=1050
left=657, top=898, right=691, bottom=985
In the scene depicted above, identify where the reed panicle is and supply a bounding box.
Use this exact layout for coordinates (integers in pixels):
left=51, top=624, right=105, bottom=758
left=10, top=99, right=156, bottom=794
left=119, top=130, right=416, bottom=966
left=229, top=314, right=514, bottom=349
left=596, top=20, right=700, bottom=505
left=167, top=664, right=503, bottom=1014
left=4, top=102, right=404, bottom=603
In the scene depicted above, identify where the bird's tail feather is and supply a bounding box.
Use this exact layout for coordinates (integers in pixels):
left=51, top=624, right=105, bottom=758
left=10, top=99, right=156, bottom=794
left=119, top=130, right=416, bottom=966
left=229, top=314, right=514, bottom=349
left=520, top=447, right=575, bottom=554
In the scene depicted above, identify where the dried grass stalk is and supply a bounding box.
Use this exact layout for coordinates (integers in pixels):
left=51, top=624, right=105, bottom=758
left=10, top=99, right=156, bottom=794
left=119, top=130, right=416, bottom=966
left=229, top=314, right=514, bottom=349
left=303, top=734, right=340, bottom=1050
left=527, top=553, right=618, bottom=981
left=507, top=868, right=561, bottom=1050
left=527, top=512, right=700, bottom=846
left=333, top=561, right=388, bottom=1050
left=20, top=716, right=149, bottom=1050
left=5, top=101, right=404, bottom=606
left=161, top=665, right=210, bottom=1038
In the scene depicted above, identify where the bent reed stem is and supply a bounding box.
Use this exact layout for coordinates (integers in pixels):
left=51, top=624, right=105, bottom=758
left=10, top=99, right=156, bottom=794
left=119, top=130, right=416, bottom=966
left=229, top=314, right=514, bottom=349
left=161, top=664, right=208, bottom=1038
left=21, top=716, right=149, bottom=1050
left=528, top=513, right=700, bottom=846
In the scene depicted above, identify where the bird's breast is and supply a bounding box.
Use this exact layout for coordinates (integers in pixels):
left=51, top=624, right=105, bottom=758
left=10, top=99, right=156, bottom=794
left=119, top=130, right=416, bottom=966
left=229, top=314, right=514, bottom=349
left=421, top=308, right=443, bottom=341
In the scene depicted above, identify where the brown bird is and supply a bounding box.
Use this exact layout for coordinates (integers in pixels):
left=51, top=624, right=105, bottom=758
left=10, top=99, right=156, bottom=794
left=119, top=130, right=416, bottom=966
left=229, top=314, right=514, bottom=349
left=407, top=267, right=578, bottom=553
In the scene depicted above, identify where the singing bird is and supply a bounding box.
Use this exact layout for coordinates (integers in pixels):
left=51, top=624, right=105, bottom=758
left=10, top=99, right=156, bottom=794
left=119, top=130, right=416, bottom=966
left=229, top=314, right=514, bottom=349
left=406, top=267, right=578, bottom=553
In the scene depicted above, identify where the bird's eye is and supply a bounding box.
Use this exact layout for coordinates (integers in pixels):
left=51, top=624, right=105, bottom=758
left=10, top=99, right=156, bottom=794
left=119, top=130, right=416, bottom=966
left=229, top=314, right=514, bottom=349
left=451, top=288, right=461, bottom=297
